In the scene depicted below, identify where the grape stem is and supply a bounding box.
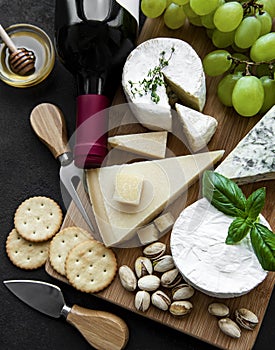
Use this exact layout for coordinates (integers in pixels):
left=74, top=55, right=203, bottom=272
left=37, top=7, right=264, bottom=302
left=228, top=55, right=275, bottom=77
left=242, top=0, right=264, bottom=15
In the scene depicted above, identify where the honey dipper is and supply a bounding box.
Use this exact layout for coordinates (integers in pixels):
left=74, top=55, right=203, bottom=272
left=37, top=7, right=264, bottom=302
left=0, top=24, right=36, bottom=76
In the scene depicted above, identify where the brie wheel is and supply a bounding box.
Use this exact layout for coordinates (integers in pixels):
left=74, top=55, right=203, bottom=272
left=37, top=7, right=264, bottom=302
left=122, top=37, right=206, bottom=131
left=170, top=198, right=268, bottom=298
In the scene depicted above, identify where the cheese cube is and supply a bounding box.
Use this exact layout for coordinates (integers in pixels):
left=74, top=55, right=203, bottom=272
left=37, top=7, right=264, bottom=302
left=154, top=212, right=175, bottom=235
left=113, top=173, right=144, bottom=206
left=137, top=223, right=159, bottom=245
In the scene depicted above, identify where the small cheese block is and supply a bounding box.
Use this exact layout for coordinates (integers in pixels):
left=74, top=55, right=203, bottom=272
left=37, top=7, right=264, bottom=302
left=108, top=131, right=167, bottom=159
left=215, top=105, right=275, bottom=185
left=122, top=37, right=206, bottom=131
left=154, top=212, right=175, bottom=235
left=137, top=223, right=159, bottom=245
left=86, top=150, right=224, bottom=247
left=113, top=172, right=144, bottom=206
left=175, top=104, right=218, bottom=152
left=171, top=198, right=268, bottom=298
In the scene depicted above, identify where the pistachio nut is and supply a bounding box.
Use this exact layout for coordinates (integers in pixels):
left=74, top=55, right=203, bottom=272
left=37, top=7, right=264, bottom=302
left=118, top=265, right=137, bottom=292
left=160, top=268, right=182, bottom=288
left=172, top=283, right=195, bottom=300
left=235, top=308, right=259, bottom=330
left=143, top=241, right=166, bottom=260
left=169, top=300, right=193, bottom=317
left=208, top=303, right=230, bottom=318
left=218, top=318, right=241, bottom=338
left=138, top=274, right=160, bottom=292
left=134, top=256, right=153, bottom=278
left=135, top=290, right=151, bottom=312
left=151, top=290, right=171, bottom=311
left=153, top=255, right=175, bottom=273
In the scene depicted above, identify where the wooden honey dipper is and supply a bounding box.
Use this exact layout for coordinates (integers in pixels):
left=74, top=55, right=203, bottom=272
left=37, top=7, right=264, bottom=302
left=0, top=24, right=36, bottom=76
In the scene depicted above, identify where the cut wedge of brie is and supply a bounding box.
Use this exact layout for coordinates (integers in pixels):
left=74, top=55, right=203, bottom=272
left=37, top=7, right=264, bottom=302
left=86, top=150, right=224, bottom=247
left=171, top=198, right=268, bottom=298
left=108, top=131, right=167, bottom=159
left=122, top=38, right=206, bottom=131
left=216, top=105, right=275, bottom=184
left=175, top=104, right=218, bottom=152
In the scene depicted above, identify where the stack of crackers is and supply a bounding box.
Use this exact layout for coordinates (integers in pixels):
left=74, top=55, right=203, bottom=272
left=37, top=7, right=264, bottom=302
left=6, top=196, right=117, bottom=293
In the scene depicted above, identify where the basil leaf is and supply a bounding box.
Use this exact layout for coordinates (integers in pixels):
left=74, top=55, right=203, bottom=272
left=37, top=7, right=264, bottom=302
left=250, top=224, right=275, bottom=271
left=245, top=187, right=266, bottom=221
left=226, top=217, right=252, bottom=244
left=202, top=171, right=246, bottom=217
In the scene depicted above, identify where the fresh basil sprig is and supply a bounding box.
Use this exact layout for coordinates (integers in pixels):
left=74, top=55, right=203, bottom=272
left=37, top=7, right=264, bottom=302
left=202, top=170, right=275, bottom=271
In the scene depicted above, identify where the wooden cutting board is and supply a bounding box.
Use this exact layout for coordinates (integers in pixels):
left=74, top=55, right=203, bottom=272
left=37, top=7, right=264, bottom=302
left=46, top=17, right=275, bottom=350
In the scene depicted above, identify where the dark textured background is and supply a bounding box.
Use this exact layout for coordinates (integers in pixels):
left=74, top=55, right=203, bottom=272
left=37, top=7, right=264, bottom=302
left=0, top=1, right=274, bottom=350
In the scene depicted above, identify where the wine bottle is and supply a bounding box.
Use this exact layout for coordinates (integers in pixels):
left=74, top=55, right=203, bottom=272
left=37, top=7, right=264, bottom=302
left=54, top=0, right=139, bottom=168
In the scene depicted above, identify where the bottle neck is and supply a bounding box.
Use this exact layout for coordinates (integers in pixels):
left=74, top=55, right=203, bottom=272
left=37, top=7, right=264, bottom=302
left=76, top=73, right=104, bottom=95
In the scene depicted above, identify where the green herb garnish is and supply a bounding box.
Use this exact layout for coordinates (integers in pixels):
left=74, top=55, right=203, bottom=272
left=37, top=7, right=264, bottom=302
left=202, top=170, right=275, bottom=271
left=128, top=46, right=175, bottom=104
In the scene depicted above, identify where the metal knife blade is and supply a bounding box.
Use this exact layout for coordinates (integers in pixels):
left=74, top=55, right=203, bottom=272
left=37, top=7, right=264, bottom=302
left=4, top=279, right=129, bottom=350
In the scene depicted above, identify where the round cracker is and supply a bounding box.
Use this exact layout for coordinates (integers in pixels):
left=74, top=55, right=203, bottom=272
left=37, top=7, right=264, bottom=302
left=14, top=196, right=62, bottom=242
left=65, top=239, right=117, bottom=293
left=49, top=226, right=93, bottom=276
left=6, top=228, right=50, bottom=270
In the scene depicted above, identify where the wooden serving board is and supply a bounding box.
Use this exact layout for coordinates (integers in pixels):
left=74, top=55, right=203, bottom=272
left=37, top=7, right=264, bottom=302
left=46, top=17, right=275, bottom=350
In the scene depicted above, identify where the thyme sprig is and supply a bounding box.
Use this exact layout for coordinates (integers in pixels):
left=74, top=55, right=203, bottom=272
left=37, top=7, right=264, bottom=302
left=128, top=46, right=175, bottom=104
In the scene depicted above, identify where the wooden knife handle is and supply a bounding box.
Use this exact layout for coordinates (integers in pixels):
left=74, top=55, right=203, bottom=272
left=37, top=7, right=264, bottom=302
left=66, top=304, right=129, bottom=350
left=30, top=103, right=71, bottom=159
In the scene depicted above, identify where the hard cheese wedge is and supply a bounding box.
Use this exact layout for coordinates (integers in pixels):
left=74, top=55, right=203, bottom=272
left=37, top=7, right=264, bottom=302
left=175, top=104, right=218, bottom=152
left=216, top=105, right=275, bottom=184
left=86, top=150, right=224, bottom=247
left=108, top=131, right=167, bottom=159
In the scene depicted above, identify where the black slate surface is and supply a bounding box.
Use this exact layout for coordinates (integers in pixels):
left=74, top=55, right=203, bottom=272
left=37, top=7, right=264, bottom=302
left=0, top=1, right=274, bottom=350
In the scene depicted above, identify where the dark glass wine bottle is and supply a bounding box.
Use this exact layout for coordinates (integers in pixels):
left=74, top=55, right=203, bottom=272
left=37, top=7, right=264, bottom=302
left=54, top=0, right=139, bottom=168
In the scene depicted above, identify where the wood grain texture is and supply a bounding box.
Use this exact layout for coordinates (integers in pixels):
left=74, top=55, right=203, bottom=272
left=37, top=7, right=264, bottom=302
left=46, top=17, right=275, bottom=350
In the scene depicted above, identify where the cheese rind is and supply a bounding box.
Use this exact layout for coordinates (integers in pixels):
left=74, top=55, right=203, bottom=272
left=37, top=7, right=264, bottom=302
left=108, top=131, right=167, bottom=159
left=175, top=104, right=218, bottom=152
left=215, top=105, right=275, bottom=184
left=122, top=38, right=206, bottom=131
left=170, top=198, right=268, bottom=298
left=86, top=150, right=224, bottom=247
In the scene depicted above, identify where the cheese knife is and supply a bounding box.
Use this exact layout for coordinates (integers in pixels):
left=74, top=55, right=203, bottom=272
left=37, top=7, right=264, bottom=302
left=4, top=279, right=129, bottom=350
left=30, top=103, right=101, bottom=241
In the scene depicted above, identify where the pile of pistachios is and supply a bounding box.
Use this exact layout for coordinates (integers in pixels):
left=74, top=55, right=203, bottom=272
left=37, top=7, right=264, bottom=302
left=118, top=241, right=194, bottom=316
left=208, top=302, right=259, bottom=338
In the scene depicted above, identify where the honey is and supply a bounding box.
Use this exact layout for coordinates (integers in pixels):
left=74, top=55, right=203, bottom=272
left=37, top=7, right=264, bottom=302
left=0, top=24, right=55, bottom=87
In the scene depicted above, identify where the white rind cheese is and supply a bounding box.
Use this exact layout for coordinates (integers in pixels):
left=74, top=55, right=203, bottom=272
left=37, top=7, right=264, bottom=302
left=216, top=105, right=275, bottom=185
left=86, top=151, right=224, bottom=247
left=122, top=38, right=206, bottom=131
left=108, top=131, right=167, bottom=159
left=170, top=198, right=268, bottom=298
left=175, top=104, right=218, bottom=152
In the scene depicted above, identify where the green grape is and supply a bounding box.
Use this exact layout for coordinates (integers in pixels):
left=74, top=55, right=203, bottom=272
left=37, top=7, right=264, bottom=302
left=234, top=16, right=261, bottom=49
left=173, top=0, right=190, bottom=5
left=212, top=29, right=235, bottom=48
left=250, top=32, right=275, bottom=62
left=190, top=0, right=219, bottom=16
left=258, top=0, right=275, bottom=18
left=231, top=53, right=249, bottom=73
left=214, top=2, right=243, bottom=32
left=164, top=3, right=187, bottom=29
left=232, top=76, right=264, bottom=117
left=217, top=72, right=243, bottom=106
left=141, top=0, right=167, bottom=18
left=183, top=2, right=200, bottom=18
left=201, top=12, right=216, bottom=29
left=259, top=76, right=275, bottom=113
left=203, top=50, right=232, bottom=76
left=188, top=15, right=203, bottom=26
left=231, top=42, right=248, bottom=53
left=206, top=29, right=214, bottom=39
left=256, top=11, right=272, bottom=35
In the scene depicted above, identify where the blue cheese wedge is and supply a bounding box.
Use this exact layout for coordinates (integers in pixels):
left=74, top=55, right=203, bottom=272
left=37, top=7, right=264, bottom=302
left=86, top=151, right=224, bottom=247
left=122, top=38, right=206, bottom=131
left=175, top=104, right=218, bottom=152
left=170, top=198, right=268, bottom=298
left=216, top=105, right=275, bottom=184
left=108, top=131, right=167, bottom=159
